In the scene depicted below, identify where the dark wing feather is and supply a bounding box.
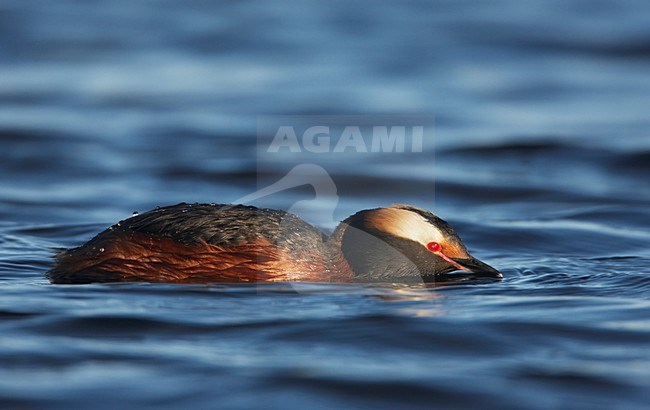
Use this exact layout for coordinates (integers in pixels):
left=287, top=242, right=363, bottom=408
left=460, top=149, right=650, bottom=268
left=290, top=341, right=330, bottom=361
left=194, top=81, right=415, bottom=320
left=117, top=203, right=326, bottom=251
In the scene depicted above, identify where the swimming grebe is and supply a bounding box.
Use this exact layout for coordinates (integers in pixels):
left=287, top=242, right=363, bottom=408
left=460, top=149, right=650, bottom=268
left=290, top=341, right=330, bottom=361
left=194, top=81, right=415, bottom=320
left=47, top=203, right=501, bottom=284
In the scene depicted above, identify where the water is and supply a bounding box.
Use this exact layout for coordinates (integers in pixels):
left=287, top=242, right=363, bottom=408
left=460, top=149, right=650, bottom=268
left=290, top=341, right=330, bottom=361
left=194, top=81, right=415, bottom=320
left=1, top=0, right=649, bottom=408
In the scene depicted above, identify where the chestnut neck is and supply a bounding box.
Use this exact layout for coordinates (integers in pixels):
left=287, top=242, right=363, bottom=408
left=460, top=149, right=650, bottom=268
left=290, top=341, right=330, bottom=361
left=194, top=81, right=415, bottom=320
left=322, top=221, right=355, bottom=281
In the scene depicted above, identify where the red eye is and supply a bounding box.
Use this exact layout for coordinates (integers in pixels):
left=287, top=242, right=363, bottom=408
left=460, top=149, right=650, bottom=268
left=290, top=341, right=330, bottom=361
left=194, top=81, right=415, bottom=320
left=427, top=242, right=441, bottom=252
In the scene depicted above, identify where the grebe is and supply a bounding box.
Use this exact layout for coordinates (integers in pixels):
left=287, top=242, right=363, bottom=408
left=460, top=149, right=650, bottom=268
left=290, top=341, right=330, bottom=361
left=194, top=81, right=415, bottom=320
left=47, top=203, right=501, bottom=284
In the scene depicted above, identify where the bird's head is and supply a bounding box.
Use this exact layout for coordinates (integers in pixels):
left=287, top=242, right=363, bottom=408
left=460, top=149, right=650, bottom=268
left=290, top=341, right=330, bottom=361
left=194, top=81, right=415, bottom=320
left=334, top=204, right=501, bottom=282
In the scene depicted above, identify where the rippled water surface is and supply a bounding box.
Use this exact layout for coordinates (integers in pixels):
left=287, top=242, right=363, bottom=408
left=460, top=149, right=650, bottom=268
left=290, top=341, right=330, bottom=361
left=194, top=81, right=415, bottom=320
left=1, top=1, right=649, bottom=409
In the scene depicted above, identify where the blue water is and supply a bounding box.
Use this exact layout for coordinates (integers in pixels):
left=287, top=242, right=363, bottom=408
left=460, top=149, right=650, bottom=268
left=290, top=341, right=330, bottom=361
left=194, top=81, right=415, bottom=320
left=1, top=0, right=649, bottom=408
